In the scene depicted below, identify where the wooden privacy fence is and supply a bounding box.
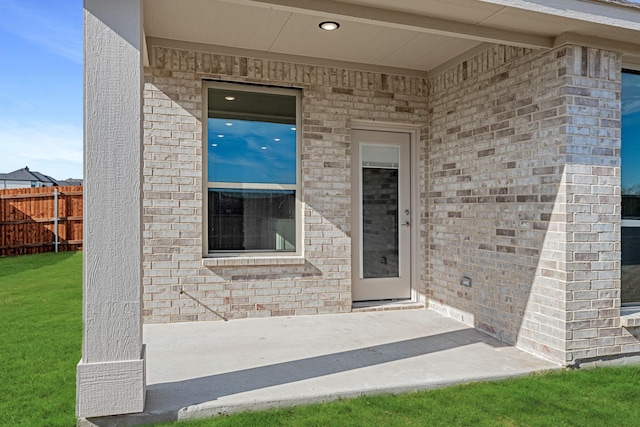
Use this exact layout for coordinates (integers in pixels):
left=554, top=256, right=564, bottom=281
left=0, top=186, right=83, bottom=256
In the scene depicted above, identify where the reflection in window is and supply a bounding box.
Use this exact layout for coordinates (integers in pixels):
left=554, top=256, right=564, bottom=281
left=622, top=70, right=640, bottom=303
left=362, top=168, right=399, bottom=278
left=206, top=84, right=299, bottom=253
left=360, top=143, right=400, bottom=279
left=208, top=119, right=296, bottom=185
left=208, top=189, right=295, bottom=251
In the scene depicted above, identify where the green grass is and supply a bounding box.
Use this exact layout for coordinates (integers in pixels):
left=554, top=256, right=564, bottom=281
left=0, top=252, right=82, bottom=427
left=153, top=366, right=640, bottom=427
left=2, top=252, right=640, bottom=427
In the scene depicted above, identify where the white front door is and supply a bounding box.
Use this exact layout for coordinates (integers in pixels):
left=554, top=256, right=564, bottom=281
left=352, top=129, right=412, bottom=301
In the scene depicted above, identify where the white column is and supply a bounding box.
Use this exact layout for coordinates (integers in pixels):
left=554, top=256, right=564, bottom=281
left=77, top=0, right=145, bottom=418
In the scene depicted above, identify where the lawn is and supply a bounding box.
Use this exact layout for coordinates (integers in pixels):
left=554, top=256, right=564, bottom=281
left=152, top=366, right=640, bottom=427
left=2, top=252, right=640, bottom=427
left=0, top=251, right=82, bottom=427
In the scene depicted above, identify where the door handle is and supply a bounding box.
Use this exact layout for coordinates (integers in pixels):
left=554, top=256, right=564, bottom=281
left=402, top=221, right=410, bottom=227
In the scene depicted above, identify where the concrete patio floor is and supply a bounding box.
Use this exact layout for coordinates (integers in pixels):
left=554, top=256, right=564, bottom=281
left=88, top=309, right=560, bottom=426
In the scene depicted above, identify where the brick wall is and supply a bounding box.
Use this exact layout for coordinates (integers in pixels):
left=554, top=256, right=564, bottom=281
left=427, top=44, right=630, bottom=363
left=143, top=45, right=428, bottom=323
left=143, top=40, right=637, bottom=365
left=562, top=47, right=631, bottom=363
left=428, top=45, right=565, bottom=359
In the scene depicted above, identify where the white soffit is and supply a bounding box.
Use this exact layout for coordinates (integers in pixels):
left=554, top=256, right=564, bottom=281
left=143, top=0, right=292, bottom=51
left=481, top=4, right=640, bottom=43
left=330, top=0, right=505, bottom=24
left=380, top=34, right=483, bottom=71
left=143, top=0, right=640, bottom=73
left=270, top=14, right=483, bottom=70
left=270, top=13, right=420, bottom=65
left=143, top=0, right=494, bottom=72
left=478, top=0, right=640, bottom=31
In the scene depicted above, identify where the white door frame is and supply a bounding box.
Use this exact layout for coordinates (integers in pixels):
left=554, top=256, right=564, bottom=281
left=351, top=120, right=421, bottom=304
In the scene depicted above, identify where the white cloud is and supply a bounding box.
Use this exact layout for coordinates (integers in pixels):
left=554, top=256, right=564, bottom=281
left=0, top=120, right=83, bottom=180
left=0, top=1, right=82, bottom=64
left=623, top=98, right=640, bottom=116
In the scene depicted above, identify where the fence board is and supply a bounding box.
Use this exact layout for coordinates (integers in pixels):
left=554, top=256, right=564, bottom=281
left=0, top=186, right=83, bottom=256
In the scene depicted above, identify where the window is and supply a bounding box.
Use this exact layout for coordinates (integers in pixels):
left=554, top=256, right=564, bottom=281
left=622, top=70, right=640, bottom=304
left=203, top=82, right=301, bottom=255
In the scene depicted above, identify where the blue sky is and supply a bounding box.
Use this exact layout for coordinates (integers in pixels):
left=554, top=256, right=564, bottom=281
left=0, top=0, right=82, bottom=180
left=208, top=119, right=296, bottom=184
left=622, top=71, right=640, bottom=192
left=1, top=0, right=640, bottom=181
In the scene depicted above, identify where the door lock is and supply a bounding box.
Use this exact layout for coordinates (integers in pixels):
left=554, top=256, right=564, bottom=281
left=402, top=221, right=410, bottom=227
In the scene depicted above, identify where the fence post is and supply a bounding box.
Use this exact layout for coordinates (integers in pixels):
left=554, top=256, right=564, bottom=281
left=54, top=188, right=59, bottom=253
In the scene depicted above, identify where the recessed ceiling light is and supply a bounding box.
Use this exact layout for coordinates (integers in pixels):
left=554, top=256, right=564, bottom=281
left=224, top=96, right=235, bottom=101
left=211, top=143, right=218, bottom=147
left=319, top=21, right=340, bottom=31
left=274, top=138, right=280, bottom=142
left=225, top=122, right=233, bottom=126
left=217, top=134, right=224, bottom=138
left=291, top=127, right=296, bottom=131
left=261, top=146, right=268, bottom=150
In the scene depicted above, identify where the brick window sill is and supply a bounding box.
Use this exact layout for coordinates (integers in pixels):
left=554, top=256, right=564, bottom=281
left=621, top=307, right=640, bottom=328
left=202, top=256, right=306, bottom=267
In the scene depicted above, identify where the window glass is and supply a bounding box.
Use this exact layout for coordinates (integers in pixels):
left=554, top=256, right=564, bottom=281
left=208, top=118, right=296, bottom=184
left=206, top=84, right=299, bottom=253
left=622, top=71, right=640, bottom=219
left=208, top=189, right=295, bottom=251
left=621, top=70, right=640, bottom=303
left=362, top=168, right=399, bottom=278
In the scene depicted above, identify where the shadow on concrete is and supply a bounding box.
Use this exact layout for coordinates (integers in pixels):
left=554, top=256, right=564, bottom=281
left=84, top=311, right=558, bottom=426
left=145, top=327, right=501, bottom=416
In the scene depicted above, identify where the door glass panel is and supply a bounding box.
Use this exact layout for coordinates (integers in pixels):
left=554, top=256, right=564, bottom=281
left=362, top=145, right=400, bottom=168
left=361, top=144, right=400, bottom=279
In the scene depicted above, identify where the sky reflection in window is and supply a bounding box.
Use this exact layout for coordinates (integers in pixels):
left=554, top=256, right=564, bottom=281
left=622, top=71, right=640, bottom=196
left=208, top=118, right=296, bottom=184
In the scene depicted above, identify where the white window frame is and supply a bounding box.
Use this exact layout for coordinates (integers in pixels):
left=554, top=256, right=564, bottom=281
left=202, top=81, right=303, bottom=258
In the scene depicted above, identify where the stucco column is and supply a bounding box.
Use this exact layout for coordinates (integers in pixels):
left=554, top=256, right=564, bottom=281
left=77, top=0, right=145, bottom=418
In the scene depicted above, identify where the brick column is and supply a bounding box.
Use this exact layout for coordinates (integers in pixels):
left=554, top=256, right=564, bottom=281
left=561, top=47, right=622, bottom=364
left=76, top=0, right=146, bottom=418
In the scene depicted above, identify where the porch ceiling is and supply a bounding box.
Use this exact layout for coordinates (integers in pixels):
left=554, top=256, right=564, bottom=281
left=143, top=0, right=640, bottom=74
